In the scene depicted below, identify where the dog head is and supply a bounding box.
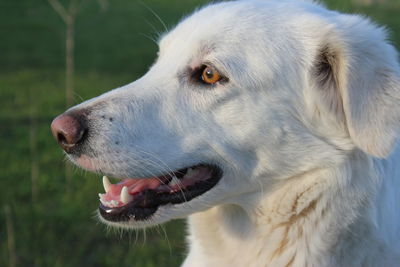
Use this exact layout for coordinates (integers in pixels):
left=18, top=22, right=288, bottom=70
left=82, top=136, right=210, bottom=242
left=51, top=0, right=400, bottom=228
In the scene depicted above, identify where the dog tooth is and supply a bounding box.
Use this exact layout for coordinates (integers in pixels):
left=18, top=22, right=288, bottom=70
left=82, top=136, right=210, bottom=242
left=110, top=200, right=119, bottom=207
left=120, top=186, right=133, bottom=204
left=100, top=198, right=109, bottom=206
left=102, top=176, right=112, bottom=192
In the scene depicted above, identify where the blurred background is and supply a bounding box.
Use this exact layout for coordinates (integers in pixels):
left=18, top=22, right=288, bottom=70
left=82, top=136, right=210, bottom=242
left=0, top=0, right=399, bottom=266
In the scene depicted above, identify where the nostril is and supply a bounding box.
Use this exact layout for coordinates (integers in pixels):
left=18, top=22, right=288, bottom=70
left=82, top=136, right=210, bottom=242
left=51, top=112, right=88, bottom=152
left=57, top=132, right=67, bottom=144
left=57, top=131, right=75, bottom=147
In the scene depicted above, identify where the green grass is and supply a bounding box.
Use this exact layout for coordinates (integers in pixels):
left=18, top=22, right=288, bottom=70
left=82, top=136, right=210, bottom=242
left=0, top=70, right=188, bottom=267
left=0, top=0, right=212, bottom=264
left=1, top=0, right=399, bottom=266
left=0, top=0, right=207, bottom=73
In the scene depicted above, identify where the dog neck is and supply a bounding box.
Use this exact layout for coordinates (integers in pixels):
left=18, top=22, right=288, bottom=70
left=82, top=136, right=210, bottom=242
left=184, top=151, right=385, bottom=267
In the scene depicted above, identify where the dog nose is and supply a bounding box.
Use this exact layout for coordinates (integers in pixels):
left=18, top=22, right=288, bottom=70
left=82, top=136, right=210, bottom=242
left=51, top=113, right=87, bottom=153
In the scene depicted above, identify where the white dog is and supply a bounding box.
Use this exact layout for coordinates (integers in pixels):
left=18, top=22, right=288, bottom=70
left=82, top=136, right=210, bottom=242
left=51, top=0, right=400, bottom=266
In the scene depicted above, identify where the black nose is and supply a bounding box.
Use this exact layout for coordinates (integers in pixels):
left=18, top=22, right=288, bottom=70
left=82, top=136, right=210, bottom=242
left=51, top=112, right=88, bottom=153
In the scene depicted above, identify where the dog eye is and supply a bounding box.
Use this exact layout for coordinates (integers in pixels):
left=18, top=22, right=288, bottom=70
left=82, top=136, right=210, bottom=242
left=201, top=66, right=222, bottom=85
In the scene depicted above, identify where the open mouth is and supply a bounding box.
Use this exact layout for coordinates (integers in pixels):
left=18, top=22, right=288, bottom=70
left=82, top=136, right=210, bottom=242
left=98, top=164, right=222, bottom=222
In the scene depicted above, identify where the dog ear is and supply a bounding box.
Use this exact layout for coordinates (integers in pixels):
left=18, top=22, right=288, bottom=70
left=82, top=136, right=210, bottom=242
left=312, top=21, right=400, bottom=158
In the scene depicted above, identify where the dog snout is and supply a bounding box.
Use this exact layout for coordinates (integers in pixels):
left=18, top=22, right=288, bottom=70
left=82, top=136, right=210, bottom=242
left=51, top=111, right=88, bottom=153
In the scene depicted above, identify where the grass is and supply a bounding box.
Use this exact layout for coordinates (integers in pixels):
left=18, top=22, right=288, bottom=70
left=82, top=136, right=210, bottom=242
left=0, top=70, right=188, bottom=267
left=0, top=0, right=399, bottom=266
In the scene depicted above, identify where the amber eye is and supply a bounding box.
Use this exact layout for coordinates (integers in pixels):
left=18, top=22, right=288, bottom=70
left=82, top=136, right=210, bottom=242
left=201, top=66, right=222, bottom=84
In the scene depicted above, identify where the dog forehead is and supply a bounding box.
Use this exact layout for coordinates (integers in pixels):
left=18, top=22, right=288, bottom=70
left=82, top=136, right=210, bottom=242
left=158, top=0, right=327, bottom=60
left=157, top=2, right=270, bottom=70
left=158, top=4, right=240, bottom=57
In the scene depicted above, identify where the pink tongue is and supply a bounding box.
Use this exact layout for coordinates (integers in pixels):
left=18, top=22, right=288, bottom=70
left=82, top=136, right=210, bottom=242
left=102, top=177, right=163, bottom=203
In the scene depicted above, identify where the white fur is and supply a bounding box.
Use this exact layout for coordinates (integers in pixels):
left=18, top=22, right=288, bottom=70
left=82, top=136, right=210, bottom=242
left=67, top=1, right=400, bottom=266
